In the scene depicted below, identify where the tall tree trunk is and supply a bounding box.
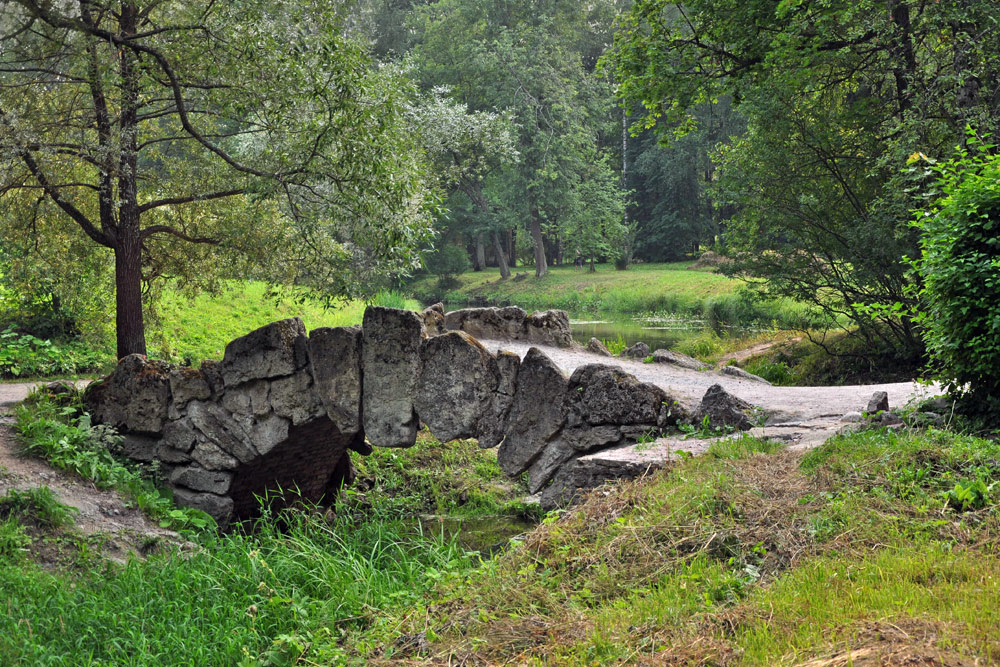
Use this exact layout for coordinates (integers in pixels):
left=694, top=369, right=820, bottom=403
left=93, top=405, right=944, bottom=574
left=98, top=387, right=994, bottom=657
left=615, top=107, right=633, bottom=271
left=114, top=2, right=146, bottom=358
left=474, top=234, right=486, bottom=271
left=508, top=228, right=516, bottom=267
left=114, top=236, right=146, bottom=358
left=493, top=231, right=510, bottom=279
left=529, top=209, right=547, bottom=277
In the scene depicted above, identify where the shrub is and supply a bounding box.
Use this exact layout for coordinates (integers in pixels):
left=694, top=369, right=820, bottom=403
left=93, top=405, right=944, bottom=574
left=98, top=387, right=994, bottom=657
left=915, top=136, right=1000, bottom=417
left=428, top=245, right=471, bottom=287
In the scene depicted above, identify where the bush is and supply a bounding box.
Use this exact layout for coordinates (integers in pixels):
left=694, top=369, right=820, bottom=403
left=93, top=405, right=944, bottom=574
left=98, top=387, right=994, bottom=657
left=915, top=137, right=1000, bottom=417
left=428, top=245, right=471, bottom=287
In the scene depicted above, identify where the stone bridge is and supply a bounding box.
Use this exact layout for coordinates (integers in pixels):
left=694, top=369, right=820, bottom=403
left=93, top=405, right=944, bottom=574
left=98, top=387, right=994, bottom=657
left=84, top=305, right=748, bottom=526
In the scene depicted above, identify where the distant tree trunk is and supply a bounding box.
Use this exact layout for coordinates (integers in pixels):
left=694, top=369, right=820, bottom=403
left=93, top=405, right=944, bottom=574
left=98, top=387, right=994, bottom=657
left=589, top=256, right=596, bottom=273
left=474, top=234, right=485, bottom=271
left=615, top=108, right=633, bottom=271
left=529, top=210, right=547, bottom=277
left=508, top=228, right=516, bottom=267
left=493, top=231, right=510, bottom=279
left=555, top=234, right=563, bottom=266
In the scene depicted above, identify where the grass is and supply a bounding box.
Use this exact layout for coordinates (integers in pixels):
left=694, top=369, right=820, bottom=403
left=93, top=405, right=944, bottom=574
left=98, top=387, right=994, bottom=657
left=14, top=387, right=215, bottom=536
left=149, top=282, right=419, bottom=365
left=406, top=261, right=821, bottom=329
left=330, top=428, right=1000, bottom=664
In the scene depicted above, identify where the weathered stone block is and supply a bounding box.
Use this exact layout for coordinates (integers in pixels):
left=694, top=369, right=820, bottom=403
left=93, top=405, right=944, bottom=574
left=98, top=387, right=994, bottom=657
left=586, top=337, right=612, bottom=357
left=85, top=354, right=171, bottom=434
left=867, top=391, right=890, bottom=414
left=525, top=310, right=575, bottom=347
left=651, top=349, right=712, bottom=371
left=692, top=384, right=761, bottom=431
left=250, top=412, right=291, bottom=456
left=567, top=364, right=671, bottom=427
left=308, top=326, right=363, bottom=435
left=478, top=349, right=520, bottom=449
left=622, top=342, right=650, bottom=359
left=171, top=487, right=234, bottom=524
left=191, top=440, right=239, bottom=471
left=415, top=331, right=498, bottom=443
left=444, top=306, right=527, bottom=341
left=269, top=371, right=324, bottom=426
left=169, top=368, right=211, bottom=411
left=121, top=434, right=160, bottom=462
left=497, top=347, right=568, bottom=476
left=362, top=306, right=425, bottom=448
left=720, top=365, right=771, bottom=384
left=187, top=401, right=257, bottom=463
left=526, top=438, right=577, bottom=494
left=220, top=318, right=309, bottom=387
left=170, top=466, right=234, bottom=495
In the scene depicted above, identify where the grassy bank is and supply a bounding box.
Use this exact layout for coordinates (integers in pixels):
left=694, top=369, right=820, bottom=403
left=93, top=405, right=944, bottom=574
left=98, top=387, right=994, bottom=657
left=0, top=283, right=419, bottom=378
left=1, top=396, right=531, bottom=665
left=407, top=262, right=820, bottom=328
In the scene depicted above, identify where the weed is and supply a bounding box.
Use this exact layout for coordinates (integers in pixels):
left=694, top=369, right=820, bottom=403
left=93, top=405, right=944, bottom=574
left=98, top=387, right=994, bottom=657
left=0, top=487, right=78, bottom=529
left=0, top=519, right=30, bottom=563
left=602, top=333, right=628, bottom=356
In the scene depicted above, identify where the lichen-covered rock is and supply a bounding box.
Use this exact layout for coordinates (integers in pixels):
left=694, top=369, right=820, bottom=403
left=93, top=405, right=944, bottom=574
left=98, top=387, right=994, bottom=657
left=85, top=354, right=171, bottom=434
left=559, top=424, right=624, bottom=453
left=444, top=306, right=527, bottom=340
left=169, top=368, right=212, bottom=411
left=526, top=438, right=577, bottom=494
left=269, top=371, right=324, bottom=426
left=622, top=341, right=650, bottom=359
left=220, top=318, right=309, bottom=388
left=414, top=331, right=498, bottom=443
left=190, top=439, right=239, bottom=471
left=308, top=326, right=363, bottom=435
left=720, top=365, right=771, bottom=384
left=362, top=306, right=425, bottom=448
left=171, top=487, right=234, bottom=524
left=420, top=303, right=447, bottom=335
left=867, top=391, right=890, bottom=414
left=566, top=364, right=676, bottom=427
left=250, top=413, right=291, bottom=456
left=586, top=337, right=612, bottom=357
left=478, top=349, right=520, bottom=449
left=651, top=349, right=711, bottom=371
left=540, top=443, right=666, bottom=510
left=187, top=401, right=258, bottom=463
left=692, top=384, right=761, bottom=431
left=497, top=347, right=567, bottom=476
left=525, top=310, right=575, bottom=347
left=121, top=434, right=160, bottom=462
left=170, top=466, right=234, bottom=495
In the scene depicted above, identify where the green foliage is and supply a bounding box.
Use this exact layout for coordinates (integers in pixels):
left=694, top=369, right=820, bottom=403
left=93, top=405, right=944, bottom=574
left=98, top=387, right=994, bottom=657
left=914, top=136, right=1000, bottom=417
left=428, top=245, right=473, bottom=286
left=0, top=327, right=109, bottom=379
left=601, top=333, right=628, bottom=356
left=15, top=390, right=214, bottom=537
left=0, top=487, right=78, bottom=530
left=0, top=520, right=31, bottom=563
left=0, top=500, right=475, bottom=666
left=742, top=358, right=795, bottom=386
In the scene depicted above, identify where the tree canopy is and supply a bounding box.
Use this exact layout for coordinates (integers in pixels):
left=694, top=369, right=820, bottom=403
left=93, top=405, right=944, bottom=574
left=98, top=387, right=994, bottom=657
left=0, top=0, right=433, bottom=357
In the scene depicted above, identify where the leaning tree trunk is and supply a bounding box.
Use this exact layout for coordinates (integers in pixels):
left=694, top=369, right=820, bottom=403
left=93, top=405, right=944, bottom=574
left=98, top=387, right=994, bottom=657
left=493, top=231, right=511, bottom=279
left=529, top=213, right=547, bottom=277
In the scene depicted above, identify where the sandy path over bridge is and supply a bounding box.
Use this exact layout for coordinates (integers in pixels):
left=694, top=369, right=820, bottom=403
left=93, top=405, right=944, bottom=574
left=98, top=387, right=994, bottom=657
left=481, top=340, right=937, bottom=454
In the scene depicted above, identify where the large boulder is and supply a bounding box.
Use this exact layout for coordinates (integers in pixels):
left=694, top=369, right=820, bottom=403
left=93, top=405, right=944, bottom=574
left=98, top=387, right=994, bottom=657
left=525, top=310, right=575, bottom=347
left=444, top=306, right=527, bottom=341
left=308, top=326, right=364, bottom=435
left=85, top=354, right=171, bottom=434
left=362, top=306, right=425, bottom=448
left=497, top=347, right=568, bottom=476
left=219, top=318, right=309, bottom=388
left=691, top=384, right=761, bottom=431
left=566, top=364, right=682, bottom=428
left=414, top=331, right=498, bottom=443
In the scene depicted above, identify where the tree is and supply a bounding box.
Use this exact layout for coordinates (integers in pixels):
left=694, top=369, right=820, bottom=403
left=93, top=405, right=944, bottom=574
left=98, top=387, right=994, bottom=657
left=413, top=88, right=519, bottom=278
left=607, top=0, right=1000, bottom=352
left=409, top=0, right=625, bottom=277
left=0, top=0, right=433, bottom=358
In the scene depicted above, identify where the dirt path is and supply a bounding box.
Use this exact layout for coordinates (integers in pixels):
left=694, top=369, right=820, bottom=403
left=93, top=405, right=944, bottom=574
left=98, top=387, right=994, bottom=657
left=0, top=383, right=180, bottom=562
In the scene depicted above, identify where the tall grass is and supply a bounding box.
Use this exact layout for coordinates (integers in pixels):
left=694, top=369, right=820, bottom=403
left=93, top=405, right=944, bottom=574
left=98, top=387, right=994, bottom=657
left=0, top=501, right=474, bottom=666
